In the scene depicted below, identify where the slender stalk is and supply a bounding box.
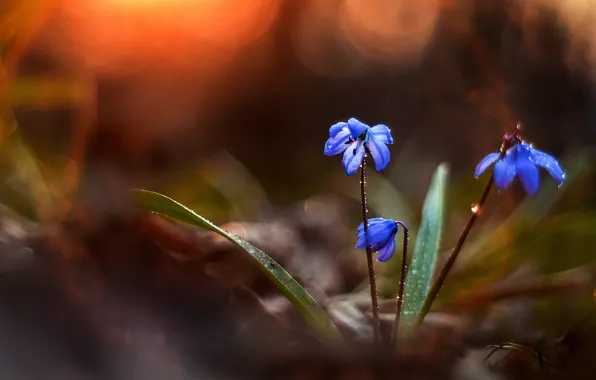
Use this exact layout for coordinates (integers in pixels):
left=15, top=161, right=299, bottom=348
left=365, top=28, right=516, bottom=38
left=391, top=221, right=409, bottom=348
left=360, top=152, right=381, bottom=344
left=415, top=135, right=515, bottom=327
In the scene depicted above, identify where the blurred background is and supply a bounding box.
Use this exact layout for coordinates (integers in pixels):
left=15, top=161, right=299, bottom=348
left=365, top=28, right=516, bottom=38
left=1, top=0, right=596, bottom=379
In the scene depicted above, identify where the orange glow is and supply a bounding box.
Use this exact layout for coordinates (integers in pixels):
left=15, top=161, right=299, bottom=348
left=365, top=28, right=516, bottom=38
left=103, top=0, right=195, bottom=7
left=60, top=0, right=279, bottom=73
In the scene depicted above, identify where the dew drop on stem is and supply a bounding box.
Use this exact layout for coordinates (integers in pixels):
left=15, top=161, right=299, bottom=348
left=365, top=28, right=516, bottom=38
left=471, top=203, right=480, bottom=214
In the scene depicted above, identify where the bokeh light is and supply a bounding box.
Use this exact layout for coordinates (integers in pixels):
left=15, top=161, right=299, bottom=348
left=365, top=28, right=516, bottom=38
left=293, top=0, right=441, bottom=77
left=339, top=0, right=440, bottom=64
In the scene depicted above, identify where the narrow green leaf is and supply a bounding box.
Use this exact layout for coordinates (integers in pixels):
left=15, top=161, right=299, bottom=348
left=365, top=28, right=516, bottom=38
left=398, top=164, right=448, bottom=335
left=133, top=189, right=341, bottom=342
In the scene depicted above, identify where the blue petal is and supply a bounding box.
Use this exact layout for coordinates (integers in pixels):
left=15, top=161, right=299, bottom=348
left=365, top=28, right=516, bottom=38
left=329, top=122, right=349, bottom=137
left=347, top=118, right=369, bottom=138
left=356, top=218, right=388, bottom=234
left=324, top=128, right=352, bottom=156
left=474, top=152, right=500, bottom=178
left=366, top=135, right=391, bottom=172
left=515, top=145, right=539, bottom=196
left=369, top=124, right=393, bottom=144
left=342, top=139, right=366, bottom=176
left=493, top=149, right=517, bottom=190
left=376, top=238, right=396, bottom=262
left=529, top=148, right=565, bottom=184
left=355, top=218, right=397, bottom=249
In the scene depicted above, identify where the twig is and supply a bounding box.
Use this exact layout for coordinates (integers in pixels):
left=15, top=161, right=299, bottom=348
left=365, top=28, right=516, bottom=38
left=484, top=342, right=570, bottom=377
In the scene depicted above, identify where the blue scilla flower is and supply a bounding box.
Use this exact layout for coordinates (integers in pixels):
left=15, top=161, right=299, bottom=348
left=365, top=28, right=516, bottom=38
left=475, top=142, right=565, bottom=196
left=356, top=218, right=399, bottom=262
left=324, top=118, right=393, bottom=176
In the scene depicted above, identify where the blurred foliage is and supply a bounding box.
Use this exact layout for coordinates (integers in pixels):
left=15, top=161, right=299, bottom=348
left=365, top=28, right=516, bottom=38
left=0, top=0, right=69, bottom=222
left=10, top=76, right=92, bottom=109
left=158, top=152, right=268, bottom=223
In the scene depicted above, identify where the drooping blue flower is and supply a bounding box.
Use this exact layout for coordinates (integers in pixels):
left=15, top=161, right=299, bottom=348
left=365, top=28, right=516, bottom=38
left=324, top=118, right=393, bottom=176
left=355, top=218, right=398, bottom=262
left=475, top=142, right=565, bottom=196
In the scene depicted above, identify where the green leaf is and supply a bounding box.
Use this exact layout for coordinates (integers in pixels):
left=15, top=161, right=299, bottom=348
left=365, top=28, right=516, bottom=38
left=398, top=164, right=448, bottom=335
left=133, top=189, right=341, bottom=342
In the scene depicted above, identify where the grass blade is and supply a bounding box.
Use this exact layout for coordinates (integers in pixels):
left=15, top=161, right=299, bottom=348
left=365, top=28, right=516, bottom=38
left=133, top=189, right=341, bottom=342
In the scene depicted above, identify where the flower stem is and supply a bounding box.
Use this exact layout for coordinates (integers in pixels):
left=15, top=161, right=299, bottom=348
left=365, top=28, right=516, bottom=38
left=360, top=152, right=381, bottom=344
left=415, top=135, right=514, bottom=327
left=414, top=175, right=494, bottom=326
left=391, top=221, right=409, bottom=349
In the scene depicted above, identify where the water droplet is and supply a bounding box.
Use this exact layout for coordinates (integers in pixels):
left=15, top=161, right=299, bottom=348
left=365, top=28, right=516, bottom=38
left=403, top=311, right=410, bottom=315
left=411, top=269, right=418, bottom=275
left=471, top=203, right=480, bottom=214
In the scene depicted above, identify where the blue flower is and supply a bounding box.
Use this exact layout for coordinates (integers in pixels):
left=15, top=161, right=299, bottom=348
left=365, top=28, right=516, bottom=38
left=475, top=142, right=565, bottom=196
left=324, top=118, right=393, bottom=176
left=355, top=218, right=399, bottom=262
